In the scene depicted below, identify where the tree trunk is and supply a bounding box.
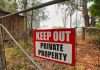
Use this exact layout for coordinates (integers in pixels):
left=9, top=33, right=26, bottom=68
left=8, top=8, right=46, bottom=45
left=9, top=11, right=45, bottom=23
left=82, top=0, right=89, bottom=27
left=91, top=16, right=96, bottom=26
left=31, top=10, right=33, bottom=30
left=29, top=10, right=33, bottom=37
left=23, top=0, right=28, bottom=45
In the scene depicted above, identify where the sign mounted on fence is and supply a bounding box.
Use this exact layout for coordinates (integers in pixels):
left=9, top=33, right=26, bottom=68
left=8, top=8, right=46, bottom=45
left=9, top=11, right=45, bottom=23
left=33, top=28, right=76, bottom=65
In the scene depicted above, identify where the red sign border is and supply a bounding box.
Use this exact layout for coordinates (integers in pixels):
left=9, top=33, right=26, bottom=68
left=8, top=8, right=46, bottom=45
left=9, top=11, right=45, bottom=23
left=33, top=28, right=76, bottom=66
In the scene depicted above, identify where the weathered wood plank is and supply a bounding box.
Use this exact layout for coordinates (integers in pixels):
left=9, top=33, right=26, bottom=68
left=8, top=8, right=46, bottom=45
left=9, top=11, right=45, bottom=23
left=0, top=27, right=6, bottom=70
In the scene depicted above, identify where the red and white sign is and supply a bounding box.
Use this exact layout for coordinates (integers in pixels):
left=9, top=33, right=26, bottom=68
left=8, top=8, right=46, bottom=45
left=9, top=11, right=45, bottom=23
left=33, top=28, right=75, bottom=65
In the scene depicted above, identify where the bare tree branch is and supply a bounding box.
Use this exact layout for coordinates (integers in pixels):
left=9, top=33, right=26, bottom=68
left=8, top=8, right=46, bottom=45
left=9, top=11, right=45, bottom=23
left=0, top=0, right=69, bottom=19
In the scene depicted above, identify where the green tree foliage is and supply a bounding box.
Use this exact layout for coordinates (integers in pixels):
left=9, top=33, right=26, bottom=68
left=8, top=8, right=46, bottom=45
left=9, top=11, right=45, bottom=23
left=7, top=0, right=18, bottom=12
left=0, top=0, right=6, bottom=9
left=89, top=0, right=100, bottom=17
left=0, top=0, right=18, bottom=12
left=93, top=0, right=100, bottom=5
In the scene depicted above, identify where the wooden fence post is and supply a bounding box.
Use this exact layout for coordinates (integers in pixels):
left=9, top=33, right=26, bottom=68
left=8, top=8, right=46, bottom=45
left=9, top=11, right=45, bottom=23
left=0, top=27, right=6, bottom=70
left=82, top=27, right=85, bottom=41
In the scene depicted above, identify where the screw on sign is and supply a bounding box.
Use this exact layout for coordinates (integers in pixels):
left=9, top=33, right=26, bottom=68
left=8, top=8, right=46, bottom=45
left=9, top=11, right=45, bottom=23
left=33, top=28, right=76, bottom=65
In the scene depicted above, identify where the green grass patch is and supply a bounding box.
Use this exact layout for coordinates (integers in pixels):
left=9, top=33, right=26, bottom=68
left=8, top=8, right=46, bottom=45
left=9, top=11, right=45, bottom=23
left=96, top=22, right=100, bottom=27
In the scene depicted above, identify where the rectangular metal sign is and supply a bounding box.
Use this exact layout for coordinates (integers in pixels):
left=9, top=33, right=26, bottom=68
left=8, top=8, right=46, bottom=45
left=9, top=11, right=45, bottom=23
left=33, top=28, right=75, bottom=65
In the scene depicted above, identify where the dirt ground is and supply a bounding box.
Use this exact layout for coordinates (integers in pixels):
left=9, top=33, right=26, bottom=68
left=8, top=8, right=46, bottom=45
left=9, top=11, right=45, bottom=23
left=5, top=37, right=100, bottom=70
